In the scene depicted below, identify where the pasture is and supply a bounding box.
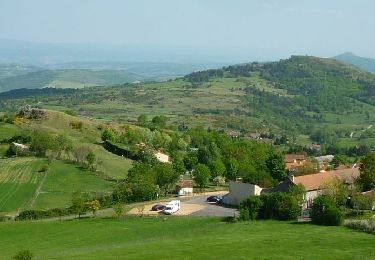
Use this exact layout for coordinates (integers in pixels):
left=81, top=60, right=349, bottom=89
left=0, top=157, right=46, bottom=214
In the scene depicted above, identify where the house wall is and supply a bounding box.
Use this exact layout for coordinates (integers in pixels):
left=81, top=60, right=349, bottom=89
left=305, top=190, right=321, bottom=208
left=178, top=187, right=193, bottom=196
left=222, top=181, right=262, bottom=206
left=155, top=152, right=169, bottom=163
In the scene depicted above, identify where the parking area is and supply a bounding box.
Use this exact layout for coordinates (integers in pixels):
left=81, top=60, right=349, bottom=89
left=127, top=191, right=237, bottom=217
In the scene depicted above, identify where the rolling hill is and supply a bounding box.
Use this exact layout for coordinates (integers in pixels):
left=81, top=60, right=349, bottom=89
left=0, top=110, right=133, bottom=215
left=334, top=52, right=375, bottom=73
left=1, top=55, right=375, bottom=152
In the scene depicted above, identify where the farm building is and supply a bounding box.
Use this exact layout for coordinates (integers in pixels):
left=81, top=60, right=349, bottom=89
left=176, top=180, right=193, bottom=196
left=154, top=151, right=170, bottom=163
left=222, top=181, right=263, bottom=206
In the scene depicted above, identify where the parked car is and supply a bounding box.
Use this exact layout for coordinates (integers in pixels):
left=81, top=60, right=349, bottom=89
left=163, top=200, right=181, bottom=215
left=151, top=204, right=166, bottom=211
left=207, top=196, right=222, bottom=203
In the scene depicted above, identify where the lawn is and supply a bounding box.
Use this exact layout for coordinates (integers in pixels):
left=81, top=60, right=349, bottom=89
left=33, top=160, right=114, bottom=210
left=0, top=122, right=21, bottom=141
left=0, top=218, right=374, bottom=259
left=0, top=157, right=46, bottom=214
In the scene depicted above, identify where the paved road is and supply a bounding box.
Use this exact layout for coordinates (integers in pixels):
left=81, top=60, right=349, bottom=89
left=184, top=193, right=238, bottom=217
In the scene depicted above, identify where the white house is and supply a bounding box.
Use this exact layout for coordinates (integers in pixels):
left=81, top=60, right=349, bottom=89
left=154, top=151, right=170, bottom=163
left=222, top=181, right=263, bottom=206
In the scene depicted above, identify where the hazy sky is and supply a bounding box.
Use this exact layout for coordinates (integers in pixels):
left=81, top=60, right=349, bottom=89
left=0, top=0, right=374, bottom=61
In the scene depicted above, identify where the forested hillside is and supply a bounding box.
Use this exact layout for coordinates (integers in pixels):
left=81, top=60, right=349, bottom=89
left=2, top=55, right=375, bottom=154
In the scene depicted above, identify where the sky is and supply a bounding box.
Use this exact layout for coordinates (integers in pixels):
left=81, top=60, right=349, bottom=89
left=0, top=0, right=374, bottom=62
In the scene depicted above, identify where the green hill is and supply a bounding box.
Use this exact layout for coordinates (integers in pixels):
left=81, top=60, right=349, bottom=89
left=0, top=69, right=141, bottom=93
left=0, top=110, right=133, bottom=215
left=334, top=52, right=375, bottom=73
left=4, top=55, right=374, bottom=152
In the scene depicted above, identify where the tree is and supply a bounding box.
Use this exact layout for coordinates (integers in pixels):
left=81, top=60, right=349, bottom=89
left=194, top=164, right=211, bottom=190
left=113, top=203, right=125, bottom=219
left=226, top=157, right=239, bottom=180
left=288, top=183, right=305, bottom=206
left=87, top=200, right=101, bottom=217
left=86, top=151, right=96, bottom=171
left=331, top=154, right=349, bottom=168
left=357, top=152, right=375, bottom=191
left=29, top=130, right=54, bottom=157
left=71, top=192, right=87, bottom=218
left=155, top=163, right=178, bottom=196
left=210, top=159, right=226, bottom=179
left=151, top=115, right=168, bottom=129
left=266, top=152, right=287, bottom=181
left=54, top=134, right=71, bottom=159
left=137, top=114, right=148, bottom=126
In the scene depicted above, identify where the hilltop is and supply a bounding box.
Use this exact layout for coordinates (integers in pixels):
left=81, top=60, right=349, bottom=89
left=334, top=52, right=375, bottom=73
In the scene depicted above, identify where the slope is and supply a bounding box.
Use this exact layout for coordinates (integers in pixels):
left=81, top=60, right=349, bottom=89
left=334, top=52, right=375, bottom=73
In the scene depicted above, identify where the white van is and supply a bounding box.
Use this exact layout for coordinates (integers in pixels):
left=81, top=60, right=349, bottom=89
left=163, top=200, right=181, bottom=215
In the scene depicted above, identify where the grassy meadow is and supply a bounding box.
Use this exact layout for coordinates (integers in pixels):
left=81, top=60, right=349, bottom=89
left=33, top=160, right=114, bottom=210
left=0, top=217, right=374, bottom=259
left=0, top=157, right=47, bottom=214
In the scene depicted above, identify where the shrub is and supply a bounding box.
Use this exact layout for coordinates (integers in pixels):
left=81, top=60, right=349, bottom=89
left=311, top=195, right=343, bottom=226
left=240, top=193, right=300, bottom=221
left=12, top=250, right=33, bottom=260
left=0, top=215, right=10, bottom=222
left=323, top=207, right=344, bottom=226
left=240, top=196, right=263, bottom=220
left=258, top=193, right=300, bottom=221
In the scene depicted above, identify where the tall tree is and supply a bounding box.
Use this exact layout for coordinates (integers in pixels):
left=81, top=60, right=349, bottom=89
left=266, top=152, right=287, bottom=181
left=358, top=152, right=375, bottom=191
left=194, top=164, right=211, bottom=190
left=155, top=163, right=179, bottom=196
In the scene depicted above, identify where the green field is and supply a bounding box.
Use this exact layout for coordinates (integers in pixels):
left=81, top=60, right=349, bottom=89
left=0, top=157, right=47, bottom=214
left=0, top=218, right=374, bottom=259
left=0, top=122, right=21, bottom=141
left=33, top=160, right=114, bottom=210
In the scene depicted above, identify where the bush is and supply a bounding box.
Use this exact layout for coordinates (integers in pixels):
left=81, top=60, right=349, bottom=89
left=258, top=193, right=300, bottom=221
left=12, top=250, right=33, bottom=260
left=239, top=193, right=300, bottom=221
left=15, top=208, right=73, bottom=221
left=311, top=195, right=343, bottom=226
left=240, top=196, right=263, bottom=220
left=0, top=215, right=10, bottom=222
left=324, top=207, right=344, bottom=226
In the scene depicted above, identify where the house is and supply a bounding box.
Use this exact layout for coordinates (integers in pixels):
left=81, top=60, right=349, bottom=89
left=248, top=133, right=261, bottom=140
left=315, top=155, right=334, bottom=164
left=222, top=181, right=263, bottom=206
left=176, top=180, right=193, bottom=196
left=271, top=167, right=360, bottom=208
left=154, top=151, right=170, bottom=163
left=227, top=130, right=241, bottom=138
left=284, top=154, right=306, bottom=171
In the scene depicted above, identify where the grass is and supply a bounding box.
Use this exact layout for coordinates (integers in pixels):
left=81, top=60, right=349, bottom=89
left=0, top=218, right=374, bottom=259
left=0, top=122, right=21, bottom=141
left=33, top=160, right=114, bottom=210
left=0, top=157, right=47, bottom=214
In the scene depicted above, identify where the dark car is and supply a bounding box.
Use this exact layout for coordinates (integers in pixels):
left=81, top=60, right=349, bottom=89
left=151, top=204, right=166, bottom=211
left=206, top=196, right=221, bottom=203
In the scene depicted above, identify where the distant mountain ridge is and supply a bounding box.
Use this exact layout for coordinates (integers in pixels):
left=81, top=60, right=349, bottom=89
left=334, top=52, right=375, bottom=73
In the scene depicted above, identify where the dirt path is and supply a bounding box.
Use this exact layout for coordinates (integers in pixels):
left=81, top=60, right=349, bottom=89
left=27, top=168, right=49, bottom=210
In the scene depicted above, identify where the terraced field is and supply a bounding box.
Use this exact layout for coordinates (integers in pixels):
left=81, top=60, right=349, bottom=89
left=0, top=157, right=47, bottom=214
left=33, top=160, right=114, bottom=210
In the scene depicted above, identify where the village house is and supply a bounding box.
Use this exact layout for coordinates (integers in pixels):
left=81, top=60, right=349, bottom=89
left=272, top=167, right=360, bottom=208
left=222, top=181, right=263, bottom=206
left=284, top=154, right=306, bottom=172
left=154, top=151, right=170, bottom=163
left=176, top=180, right=193, bottom=196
